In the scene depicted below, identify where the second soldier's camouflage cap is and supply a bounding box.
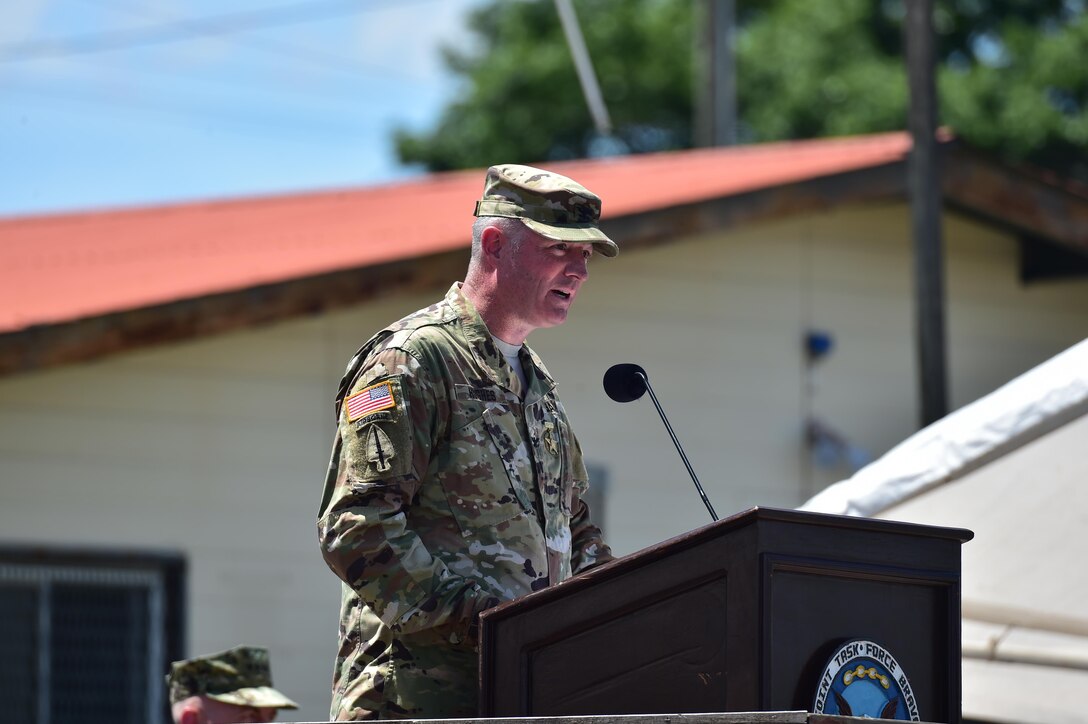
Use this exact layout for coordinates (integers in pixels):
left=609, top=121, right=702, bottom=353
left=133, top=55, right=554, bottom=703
left=473, top=163, right=619, bottom=257
left=165, top=645, right=298, bottom=710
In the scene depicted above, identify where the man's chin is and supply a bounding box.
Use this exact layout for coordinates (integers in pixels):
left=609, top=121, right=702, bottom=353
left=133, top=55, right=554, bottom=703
left=542, top=310, right=571, bottom=328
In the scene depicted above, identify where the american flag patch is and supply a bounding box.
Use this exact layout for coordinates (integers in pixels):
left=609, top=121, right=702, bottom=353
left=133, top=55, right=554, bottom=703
left=345, top=381, right=396, bottom=422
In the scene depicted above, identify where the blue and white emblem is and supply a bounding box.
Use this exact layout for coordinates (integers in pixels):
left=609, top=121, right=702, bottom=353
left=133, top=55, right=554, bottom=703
left=813, top=639, right=919, bottom=720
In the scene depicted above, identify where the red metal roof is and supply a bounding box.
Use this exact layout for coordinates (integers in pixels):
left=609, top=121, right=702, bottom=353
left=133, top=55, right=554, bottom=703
left=0, top=132, right=912, bottom=335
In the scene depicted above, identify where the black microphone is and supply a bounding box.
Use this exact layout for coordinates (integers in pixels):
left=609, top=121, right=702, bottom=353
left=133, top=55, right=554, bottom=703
left=603, top=363, right=719, bottom=522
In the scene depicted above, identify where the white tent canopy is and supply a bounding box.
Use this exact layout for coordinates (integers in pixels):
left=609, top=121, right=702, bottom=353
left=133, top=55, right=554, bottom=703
left=801, top=337, right=1088, bottom=724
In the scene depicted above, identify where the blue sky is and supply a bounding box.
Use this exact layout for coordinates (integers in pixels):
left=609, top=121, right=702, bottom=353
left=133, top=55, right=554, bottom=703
left=0, top=0, right=485, bottom=217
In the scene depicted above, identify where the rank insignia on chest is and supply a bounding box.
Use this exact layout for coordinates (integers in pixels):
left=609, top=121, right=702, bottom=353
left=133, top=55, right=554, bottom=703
left=345, top=381, right=397, bottom=422
left=542, top=422, right=558, bottom=455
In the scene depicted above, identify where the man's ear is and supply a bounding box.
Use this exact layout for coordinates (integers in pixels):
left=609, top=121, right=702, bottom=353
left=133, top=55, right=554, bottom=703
left=178, top=706, right=201, bottom=724
left=479, top=224, right=504, bottom=260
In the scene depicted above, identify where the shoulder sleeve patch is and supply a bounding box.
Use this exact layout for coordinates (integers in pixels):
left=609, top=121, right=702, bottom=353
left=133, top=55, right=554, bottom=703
left=341, top=375, right=415, bottom=483
left=344, top=381, right=397, bottom=423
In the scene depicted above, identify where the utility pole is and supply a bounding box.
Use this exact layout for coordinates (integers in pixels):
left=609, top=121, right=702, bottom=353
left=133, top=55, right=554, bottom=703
left=554, top=0, right=612, bottom=136
left=905, top=0, right=949, bottom=427
left=694, top=0, right=736, bottom=147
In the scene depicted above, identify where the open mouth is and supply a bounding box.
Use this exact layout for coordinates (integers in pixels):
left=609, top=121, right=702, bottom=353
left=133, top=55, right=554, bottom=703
left=552, top=289, right=571, bottom=299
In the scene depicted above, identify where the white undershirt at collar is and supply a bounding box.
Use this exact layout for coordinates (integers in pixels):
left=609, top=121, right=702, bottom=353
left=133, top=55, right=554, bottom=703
left=492, top=335, right=527, bottom=395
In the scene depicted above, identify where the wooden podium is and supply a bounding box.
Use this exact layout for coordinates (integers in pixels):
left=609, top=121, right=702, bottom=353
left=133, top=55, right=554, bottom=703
left=479, top=507, right=972, bottom=723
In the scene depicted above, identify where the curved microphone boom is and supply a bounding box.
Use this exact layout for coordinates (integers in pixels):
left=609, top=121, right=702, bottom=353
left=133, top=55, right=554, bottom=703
left=603, top=363, right=718, bottom=522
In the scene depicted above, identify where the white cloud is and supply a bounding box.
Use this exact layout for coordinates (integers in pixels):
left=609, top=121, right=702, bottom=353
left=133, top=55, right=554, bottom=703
left=0, top=0, right=49, bottom=44
left=353, top=0, right=484, bottom=84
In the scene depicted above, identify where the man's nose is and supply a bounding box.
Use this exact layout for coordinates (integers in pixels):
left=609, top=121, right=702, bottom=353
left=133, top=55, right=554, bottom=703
left=566, top=255, right=589, bottom=281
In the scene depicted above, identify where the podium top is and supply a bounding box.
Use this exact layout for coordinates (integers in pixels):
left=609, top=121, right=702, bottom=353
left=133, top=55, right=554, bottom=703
left=690, top=506, right=974, bottom=543
left=277, top=713, right=943, bottom=724
left=482, top=505, right=973, bottom=623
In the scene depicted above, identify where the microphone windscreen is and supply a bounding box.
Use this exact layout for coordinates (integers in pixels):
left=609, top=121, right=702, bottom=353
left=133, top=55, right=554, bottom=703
left=603, top=363, right=648, bottom=403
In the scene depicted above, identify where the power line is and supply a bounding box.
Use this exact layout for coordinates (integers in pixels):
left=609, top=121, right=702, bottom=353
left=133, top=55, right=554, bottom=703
left=62, top=0, right=437, bottom=83
left=1, top=0, right=471, bottom=143
left=0, top=0, right=436, bottom=63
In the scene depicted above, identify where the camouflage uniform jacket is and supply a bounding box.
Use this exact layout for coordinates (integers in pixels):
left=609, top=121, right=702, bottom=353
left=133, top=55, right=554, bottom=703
left=318, top=283, right=613, bottom=720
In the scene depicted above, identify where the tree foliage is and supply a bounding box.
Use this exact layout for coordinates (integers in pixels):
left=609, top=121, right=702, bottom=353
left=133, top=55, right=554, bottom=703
left=394, top=0, right=694, bottom=170
left=395, top=0, right=1088, bottom=182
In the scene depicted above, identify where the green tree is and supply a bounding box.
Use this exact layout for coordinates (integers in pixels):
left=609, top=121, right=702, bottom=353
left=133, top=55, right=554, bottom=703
left=396, top=0, right=1088, bottom=183
left=394, top=0, right=695, bottom=170
left=937, top=4, right=1088, bottom=177
left=735, top=0, right=1088, bottom=181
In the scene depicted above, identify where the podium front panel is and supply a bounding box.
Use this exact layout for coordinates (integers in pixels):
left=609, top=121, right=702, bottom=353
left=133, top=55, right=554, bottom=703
left=525, top=574, right=729, bottom=714
left=763, top=557, right=959, bottom=723
left=481, top=523, right=760, bottom=716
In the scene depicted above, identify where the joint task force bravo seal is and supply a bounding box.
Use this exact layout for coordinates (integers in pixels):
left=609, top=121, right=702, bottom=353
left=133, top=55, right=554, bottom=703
left=813, top=639, right=920, bottom=721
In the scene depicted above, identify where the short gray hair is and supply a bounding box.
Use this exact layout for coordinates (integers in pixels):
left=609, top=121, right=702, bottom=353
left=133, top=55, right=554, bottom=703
left=471, top=215, right=527, bottom=258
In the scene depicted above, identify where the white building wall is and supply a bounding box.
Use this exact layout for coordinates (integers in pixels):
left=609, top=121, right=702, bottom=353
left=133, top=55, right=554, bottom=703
left=1, top=201, right=1085, bottom=720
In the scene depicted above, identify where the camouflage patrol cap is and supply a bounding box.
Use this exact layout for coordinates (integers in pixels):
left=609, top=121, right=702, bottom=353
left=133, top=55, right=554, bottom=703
left=473, top=163, right=619, bottom=257
left=166, top=645, right=298, bottom=710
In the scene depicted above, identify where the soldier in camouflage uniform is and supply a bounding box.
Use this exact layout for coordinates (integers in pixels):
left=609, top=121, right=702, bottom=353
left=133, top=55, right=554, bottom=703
left=318, top=164, right=618, bottom=720
left=166, top=645, right=298, bottom=724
